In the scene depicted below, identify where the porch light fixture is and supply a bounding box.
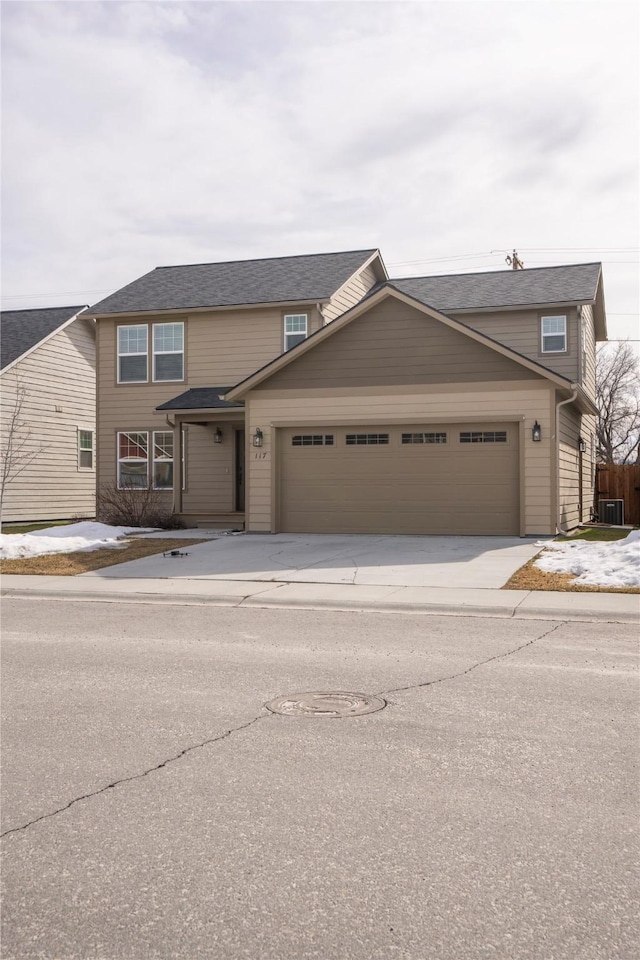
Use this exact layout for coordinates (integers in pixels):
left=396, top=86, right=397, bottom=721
left=213, top=427, right=223, bottom=444
left=532, top=421, right=542, bottom=442
left=252, top=427, right=264, bottom=447
left=578, top=436, right=587, bottom=453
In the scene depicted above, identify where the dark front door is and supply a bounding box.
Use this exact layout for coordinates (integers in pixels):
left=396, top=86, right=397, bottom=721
left=235, top=430, right=245, bottom=512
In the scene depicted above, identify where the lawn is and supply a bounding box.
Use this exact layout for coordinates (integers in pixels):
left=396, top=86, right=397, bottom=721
left=0, top=538, right=204, bottom=575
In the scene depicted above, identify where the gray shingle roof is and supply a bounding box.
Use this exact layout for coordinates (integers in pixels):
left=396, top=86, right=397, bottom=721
left=1, top=306, right=87, bottom=370
left=90, top=249, right=379, bottom=315
left=156, top=388, right=244, bottom=411
left=389, top=263, right=602, bottom=312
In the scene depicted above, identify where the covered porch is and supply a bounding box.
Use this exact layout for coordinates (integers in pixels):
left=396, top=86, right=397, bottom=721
left=156, top=387, right=246, bottom=529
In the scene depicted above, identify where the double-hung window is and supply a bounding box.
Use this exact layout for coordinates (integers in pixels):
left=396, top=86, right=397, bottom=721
left=77, top=429, right=94, bottom=469
left=118, top=326, right=148, bottom=382
left=117, top=432, right=149, bottom=488
left=117, top=430, right=185, bottom=489
left=153, top=322, right=184, bottom=381
left=117, top=322, right=184, bottom=382
left=541, top=315, right=567, bottom=353
left=284, top=314, right=308, bottom=351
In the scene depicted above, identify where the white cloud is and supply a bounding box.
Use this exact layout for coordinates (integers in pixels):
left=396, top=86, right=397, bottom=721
left=1, top=0, right=638, bottom=338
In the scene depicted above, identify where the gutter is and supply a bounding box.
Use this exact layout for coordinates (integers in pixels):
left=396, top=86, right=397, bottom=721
left=555, top=386, right=578, bottom=535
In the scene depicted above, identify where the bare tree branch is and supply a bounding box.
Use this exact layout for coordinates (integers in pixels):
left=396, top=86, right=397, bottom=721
left=596, top=341, right=640, bottom=464
left=0, top=374, right=45, bottom=512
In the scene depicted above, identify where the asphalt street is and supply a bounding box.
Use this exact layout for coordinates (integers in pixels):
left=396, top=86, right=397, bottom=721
left=1, top=598, right=638, bottom=960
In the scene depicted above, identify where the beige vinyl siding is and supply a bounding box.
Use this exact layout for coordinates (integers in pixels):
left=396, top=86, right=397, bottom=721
left=323, top=263, right=379, bottom=322
left=181, top=421, right=244, bottom=514
left=263, top=299, right=542, bottom=390
left=245, top=381, right=555, bottom=535
left=97, top=305, right=321, bottom=492
left=557, top=402, right=583, bottom=529
left=557, top=402, right=596, bottom=529
left=580, top=305, right=597, bottom=399
left=1, top=319, right=96, bottom=522
left=455, top=307, right=580, bottom=383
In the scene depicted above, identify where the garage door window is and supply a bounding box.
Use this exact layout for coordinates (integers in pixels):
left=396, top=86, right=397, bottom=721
left=345, top=434, right=389, bottom=445
left=292, top=435, right=334, bottom=446
left=402, top=432, right=447, bottom=444
left=460, top=431, right=507, bottom=443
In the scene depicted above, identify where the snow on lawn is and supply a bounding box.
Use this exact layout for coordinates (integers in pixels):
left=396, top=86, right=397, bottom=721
left=0, top=522, right=155, bottom=560
left=534, top=529, right=640, bottom=588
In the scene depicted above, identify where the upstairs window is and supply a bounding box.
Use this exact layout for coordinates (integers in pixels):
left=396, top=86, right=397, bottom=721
left=284, top=314, right=308, bottom=351
left=118, top=325, right=148, bottom=383
left=541, top=315, right=567, bottom=353
left=153, top=322, right=184, bottom=381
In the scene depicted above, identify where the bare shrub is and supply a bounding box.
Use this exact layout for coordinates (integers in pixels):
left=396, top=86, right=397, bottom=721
left=97, top=483, right=185, bottom=529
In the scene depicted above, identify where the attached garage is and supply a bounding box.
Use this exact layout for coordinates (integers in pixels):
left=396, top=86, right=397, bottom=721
left=278, top=422, right=520, bottom=536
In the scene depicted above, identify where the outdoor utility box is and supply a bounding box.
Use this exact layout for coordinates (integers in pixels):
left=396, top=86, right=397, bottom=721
left=598, top=499, right=624, bottom=525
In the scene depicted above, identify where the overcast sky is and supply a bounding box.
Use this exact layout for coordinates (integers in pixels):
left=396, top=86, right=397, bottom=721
left=1, top=0, right=638, bottom=341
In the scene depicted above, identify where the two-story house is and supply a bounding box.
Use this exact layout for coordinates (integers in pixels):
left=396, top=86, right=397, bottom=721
left=88, top=250, right=606, bottom=536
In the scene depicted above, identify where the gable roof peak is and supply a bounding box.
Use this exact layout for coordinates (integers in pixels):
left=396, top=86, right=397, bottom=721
left=1, top=304, right=88, bottom=371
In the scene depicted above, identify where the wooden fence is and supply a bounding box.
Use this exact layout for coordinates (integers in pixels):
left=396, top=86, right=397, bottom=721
left=595, top=464, right=640, bottom=525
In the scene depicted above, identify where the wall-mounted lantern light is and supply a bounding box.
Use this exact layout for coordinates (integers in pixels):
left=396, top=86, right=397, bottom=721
left=213, top=427, right=223, bottom=444
left=252, top=427, right=264, bottom=447
left=578, top=436, right=587, bottom=453
left=532, top=421, right=542, bottom=442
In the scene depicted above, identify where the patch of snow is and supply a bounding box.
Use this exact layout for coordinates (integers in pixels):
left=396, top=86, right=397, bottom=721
left=0, top=522, right=155, bottom=560
left=534, top=529, right=640, bottom=588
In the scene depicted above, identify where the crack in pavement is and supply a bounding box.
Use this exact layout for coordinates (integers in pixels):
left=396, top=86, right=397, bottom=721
left=377, top=620, right=566, bottom=698
left=0, top=715, right=268, bottom=839
left=2, top=619, right=566, bottom=838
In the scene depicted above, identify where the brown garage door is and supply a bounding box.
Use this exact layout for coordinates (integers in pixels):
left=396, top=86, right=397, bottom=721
left=278, top=423, right=520, bottom=535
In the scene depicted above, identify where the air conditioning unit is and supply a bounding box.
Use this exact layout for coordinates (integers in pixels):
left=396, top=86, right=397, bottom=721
left=598, top=499, right=624, bottom=525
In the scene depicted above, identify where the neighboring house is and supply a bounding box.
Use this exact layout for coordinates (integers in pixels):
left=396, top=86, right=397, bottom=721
left=87, top=250, right=606, bottom=536
left=0, top=306, right=96, bottom=522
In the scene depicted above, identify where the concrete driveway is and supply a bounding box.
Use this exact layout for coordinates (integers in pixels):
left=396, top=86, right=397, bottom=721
left=83, top=533, right=547, bottom=589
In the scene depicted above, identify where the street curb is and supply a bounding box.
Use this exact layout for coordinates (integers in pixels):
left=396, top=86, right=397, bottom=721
left=2, top=587, right=638, bottom=623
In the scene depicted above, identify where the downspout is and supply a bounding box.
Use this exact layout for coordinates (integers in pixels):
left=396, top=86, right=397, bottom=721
left=555, top=387, right=578, bottom=535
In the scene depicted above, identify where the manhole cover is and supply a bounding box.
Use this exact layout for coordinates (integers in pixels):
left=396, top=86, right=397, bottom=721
left=266, top=691, right=386, bottom=718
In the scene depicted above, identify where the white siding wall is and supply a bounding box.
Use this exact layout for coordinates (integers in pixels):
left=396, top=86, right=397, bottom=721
left=1, top=319, right=96, bottom=522
left=245, top=381, right=556, bottom=536
left=323, top=264, right=379, bottom=322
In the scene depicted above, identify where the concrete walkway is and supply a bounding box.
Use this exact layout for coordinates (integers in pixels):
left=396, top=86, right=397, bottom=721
left=2, top=533, right=638, bottom=622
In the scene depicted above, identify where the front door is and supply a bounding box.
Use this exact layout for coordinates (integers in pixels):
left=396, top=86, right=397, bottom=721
left=235, top=430, right=245, bottom=512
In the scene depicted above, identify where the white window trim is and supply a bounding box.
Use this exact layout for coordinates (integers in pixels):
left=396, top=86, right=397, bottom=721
left=117, top=325, right=148, bottom=384
left=152, top=322, right=185, bottom=383
left=283, top=313, right=308, bottom=351
left=541, top=315, right=567, bottom=354
left=77, top=428, right=95, bottom=471
left=117, top=430, right=149, bottom=489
